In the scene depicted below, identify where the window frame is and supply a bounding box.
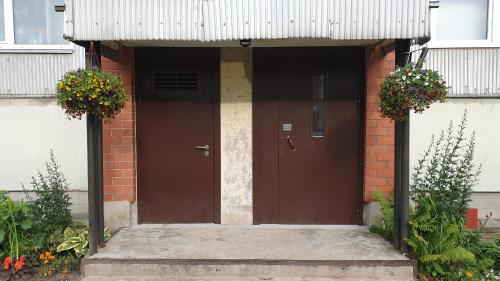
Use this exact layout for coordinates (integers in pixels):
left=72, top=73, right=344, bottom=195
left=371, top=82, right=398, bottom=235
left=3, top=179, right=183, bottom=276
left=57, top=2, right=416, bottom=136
left=0, top=0, right=73, bottom=53
left=428, top=0, right=499, bottom=48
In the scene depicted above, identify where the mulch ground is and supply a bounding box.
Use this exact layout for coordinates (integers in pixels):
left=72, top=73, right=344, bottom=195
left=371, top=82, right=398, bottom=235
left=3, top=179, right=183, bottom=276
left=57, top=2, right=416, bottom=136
left=481, top=227, right=500, bottom=242
left=0, top=269, right=81, bottom=281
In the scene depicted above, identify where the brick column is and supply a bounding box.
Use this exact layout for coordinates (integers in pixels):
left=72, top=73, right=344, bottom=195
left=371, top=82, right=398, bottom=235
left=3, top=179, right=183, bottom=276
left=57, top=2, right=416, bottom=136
left=364, top=46, right=396, bottom=202
left=101, top=47, right=136, bottom=203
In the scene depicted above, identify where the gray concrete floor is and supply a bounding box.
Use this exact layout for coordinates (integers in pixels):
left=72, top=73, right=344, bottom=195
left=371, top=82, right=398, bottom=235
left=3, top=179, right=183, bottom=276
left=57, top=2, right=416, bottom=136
left=88, top=224, right=408, bottom=261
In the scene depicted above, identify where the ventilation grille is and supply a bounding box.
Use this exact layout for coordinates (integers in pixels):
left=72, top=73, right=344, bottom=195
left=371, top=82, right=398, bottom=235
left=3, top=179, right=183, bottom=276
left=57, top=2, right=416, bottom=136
left=155, top=73, right=198, bottom=91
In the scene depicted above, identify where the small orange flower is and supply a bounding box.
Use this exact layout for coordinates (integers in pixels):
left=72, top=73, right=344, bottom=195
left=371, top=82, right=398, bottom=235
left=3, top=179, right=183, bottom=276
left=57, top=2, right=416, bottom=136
left=14, top=259, right=24, bottom=272
left=3, top=256, right=11, bottom=270
left=465, top=271, right=473, bottom=278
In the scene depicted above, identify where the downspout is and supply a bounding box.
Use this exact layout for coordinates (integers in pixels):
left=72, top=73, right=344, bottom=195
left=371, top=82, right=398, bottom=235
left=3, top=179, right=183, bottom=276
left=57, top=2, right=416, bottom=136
left=394, top=39, right=411, bottom=254
left=85, top=42, right=104, bottom=255
left=393, top=41, right=430, bottom=254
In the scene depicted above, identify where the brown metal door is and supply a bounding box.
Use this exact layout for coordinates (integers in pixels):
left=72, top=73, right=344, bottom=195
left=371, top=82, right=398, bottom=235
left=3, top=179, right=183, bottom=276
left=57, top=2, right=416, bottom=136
left=136, top=48, right=220, bottom=223
left=254, top=47, right=363, bottom=224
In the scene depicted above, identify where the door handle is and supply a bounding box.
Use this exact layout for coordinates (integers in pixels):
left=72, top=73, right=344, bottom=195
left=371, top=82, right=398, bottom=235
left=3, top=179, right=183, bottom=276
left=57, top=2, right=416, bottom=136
left=195, top=145, right=210, bottom=150
left=195, top=145, right=210, bottom=156
left=285, top=136, right=296, bottom=151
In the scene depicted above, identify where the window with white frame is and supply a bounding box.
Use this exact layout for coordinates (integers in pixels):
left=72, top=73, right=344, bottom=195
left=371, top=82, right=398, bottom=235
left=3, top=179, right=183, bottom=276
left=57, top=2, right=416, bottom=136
left=0, top=0, right=70, bottom=50
left=430, top=0, right=499, bottom=47
left=437, top=0, right=489, bottom=40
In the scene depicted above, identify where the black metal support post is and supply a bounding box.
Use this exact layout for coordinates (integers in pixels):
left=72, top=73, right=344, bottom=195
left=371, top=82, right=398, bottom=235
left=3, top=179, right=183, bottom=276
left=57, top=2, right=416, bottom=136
left=400, top=117, right=410, bottom=253
left=96, top=119, right=105, bottom=247
left=86, top=114, right=99, bottom=255
left=85, top=41, right=104, bottom=255
left=394, top=39, right=411, bottom=253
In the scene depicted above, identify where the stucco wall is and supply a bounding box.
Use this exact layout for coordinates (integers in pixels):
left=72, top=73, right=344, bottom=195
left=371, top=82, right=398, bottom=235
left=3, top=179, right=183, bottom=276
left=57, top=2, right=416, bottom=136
left=410, top=98, right=500, bottom=192
left=220, top=48, right=253, bottom=224
left=0, top=98, right=88, bottom=220
left=0, top=98, right=87, bottom=190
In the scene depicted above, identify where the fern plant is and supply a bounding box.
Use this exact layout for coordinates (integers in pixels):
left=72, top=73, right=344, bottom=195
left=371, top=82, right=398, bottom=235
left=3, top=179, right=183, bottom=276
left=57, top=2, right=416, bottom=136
left=369, top=190, right=394, bottom=241
left=407, top=195, right=477, bottom=278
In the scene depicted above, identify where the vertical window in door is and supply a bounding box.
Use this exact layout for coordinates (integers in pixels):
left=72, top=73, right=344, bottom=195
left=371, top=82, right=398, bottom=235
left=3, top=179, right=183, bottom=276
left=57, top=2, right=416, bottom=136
left=312, top=74, right=326, bottom=137
left=0, top=0, right=5, bottom=41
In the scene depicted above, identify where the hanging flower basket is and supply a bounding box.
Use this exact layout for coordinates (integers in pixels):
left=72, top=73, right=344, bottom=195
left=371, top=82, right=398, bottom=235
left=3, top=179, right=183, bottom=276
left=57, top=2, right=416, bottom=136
left=378, top=63, right=448, bottom=121
left=56, top=68, right=126, bottom=121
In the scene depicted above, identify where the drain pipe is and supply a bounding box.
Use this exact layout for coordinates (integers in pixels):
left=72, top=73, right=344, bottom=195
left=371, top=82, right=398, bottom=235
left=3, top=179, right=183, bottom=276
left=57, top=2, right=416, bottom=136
left=394, top=40, right=430, bottom=254
left=393, top=39, right=411, bottom=254
left=85, top=41, right=105, bottom=255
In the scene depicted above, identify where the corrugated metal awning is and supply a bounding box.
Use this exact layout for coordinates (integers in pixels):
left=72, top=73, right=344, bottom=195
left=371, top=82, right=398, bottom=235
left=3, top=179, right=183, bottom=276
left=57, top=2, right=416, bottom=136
left=64, top=0, right=432, bottom=44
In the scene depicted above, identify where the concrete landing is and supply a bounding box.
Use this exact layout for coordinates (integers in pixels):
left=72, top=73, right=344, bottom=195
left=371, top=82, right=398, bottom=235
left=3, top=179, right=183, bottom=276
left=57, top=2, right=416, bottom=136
left=81, top=225, right=416, bottom=280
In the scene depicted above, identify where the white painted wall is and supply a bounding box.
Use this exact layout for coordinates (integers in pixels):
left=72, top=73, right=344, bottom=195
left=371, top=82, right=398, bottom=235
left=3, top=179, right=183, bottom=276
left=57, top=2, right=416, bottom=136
left=0, top=98, right=87, bottom=191
left=410, top=98, right=500, bottom=192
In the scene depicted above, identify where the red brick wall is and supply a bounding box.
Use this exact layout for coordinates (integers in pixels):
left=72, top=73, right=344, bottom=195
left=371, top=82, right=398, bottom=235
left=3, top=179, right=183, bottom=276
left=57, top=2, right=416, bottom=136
left=364, top=46, right=396, bottom=202
left=101, top=47, right=136, bottom=202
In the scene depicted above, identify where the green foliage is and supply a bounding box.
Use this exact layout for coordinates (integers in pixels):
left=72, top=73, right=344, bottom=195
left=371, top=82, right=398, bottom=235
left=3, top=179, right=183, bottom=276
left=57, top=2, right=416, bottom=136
left=0, top=191, right=33, bottom=262
left=56, top=67, right=126, bottom=120
left=369, top=113, right=497, bottom=279
left=56, top=226, right=111, bottom=258
left=406, top=112, right=498, bottom=279
left=24, top=150, right=73, bottom=250
left=411, top=111, right=480, bottom=219
left=369, top=190, right=394, bottom=241
left=379, top=63, right=448, bottom=121
left=406, top=195, right=479, bottom=278
left=466, top=232, right=500, bottom=271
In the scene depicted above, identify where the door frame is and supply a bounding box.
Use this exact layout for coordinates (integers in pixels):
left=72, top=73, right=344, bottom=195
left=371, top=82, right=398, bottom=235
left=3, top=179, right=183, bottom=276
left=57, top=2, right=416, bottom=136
left=135, top=47, right=221, bottom=224
left=252, top=47, right=366, bottom=225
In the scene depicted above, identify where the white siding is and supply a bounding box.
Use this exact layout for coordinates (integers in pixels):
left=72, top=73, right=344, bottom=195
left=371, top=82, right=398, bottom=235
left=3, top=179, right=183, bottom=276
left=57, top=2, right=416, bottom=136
left=411, top=47, right=500, bottom=97
left=65, top=0, right=431, bottom=42
left=0, top=45, right=85, bottom=97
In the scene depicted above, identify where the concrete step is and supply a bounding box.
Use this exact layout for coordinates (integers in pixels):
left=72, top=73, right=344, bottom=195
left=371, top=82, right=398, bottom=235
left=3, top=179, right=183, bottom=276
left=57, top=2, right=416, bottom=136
left=82, top=277, right=412, bottom=281
left=81, top=226, right=416, bottom=280
left=81, top=259, right=416, bottom=280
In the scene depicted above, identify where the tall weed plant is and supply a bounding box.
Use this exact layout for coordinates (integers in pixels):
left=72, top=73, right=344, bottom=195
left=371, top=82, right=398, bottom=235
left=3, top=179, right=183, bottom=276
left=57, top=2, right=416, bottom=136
left=407, top=112, right=498, bottom=280
left=24, top=150, right=72, bottom=249
left=410, top=111, right=480, bottom=218
left=370, top=112, right=498, bottom=280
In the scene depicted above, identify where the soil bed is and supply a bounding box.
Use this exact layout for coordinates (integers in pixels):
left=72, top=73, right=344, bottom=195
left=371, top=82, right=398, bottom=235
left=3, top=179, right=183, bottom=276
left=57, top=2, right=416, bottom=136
left=0, top=269, right=80, bottom=281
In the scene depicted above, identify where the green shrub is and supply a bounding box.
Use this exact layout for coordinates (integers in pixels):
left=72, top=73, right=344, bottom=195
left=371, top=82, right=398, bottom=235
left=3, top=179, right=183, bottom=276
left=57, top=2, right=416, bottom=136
left=411, top=111, right=480, bottom=220
left=370, top=112, right=498, bottom=280
left=24, top=150, right=72, bottom=249
left=406, top=112, right=497, bottom=280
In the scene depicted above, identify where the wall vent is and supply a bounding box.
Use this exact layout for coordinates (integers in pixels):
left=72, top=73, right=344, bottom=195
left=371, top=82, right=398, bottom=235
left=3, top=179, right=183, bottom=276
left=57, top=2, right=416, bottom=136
left=155, top=73, right=198, bottom=91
